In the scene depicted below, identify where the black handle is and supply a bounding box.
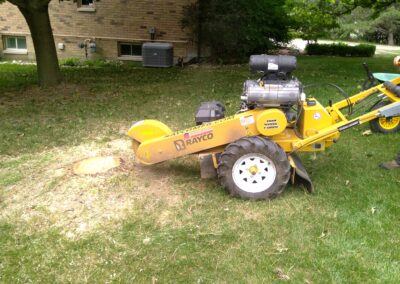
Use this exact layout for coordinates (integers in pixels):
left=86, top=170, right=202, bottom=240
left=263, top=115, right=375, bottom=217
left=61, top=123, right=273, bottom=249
left=384, top=81, right=400, bottom=97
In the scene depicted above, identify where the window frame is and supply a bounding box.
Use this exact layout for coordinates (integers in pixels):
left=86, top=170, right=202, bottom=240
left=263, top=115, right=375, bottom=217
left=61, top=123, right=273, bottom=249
left=2, top=36, right=28, bottom=55
left=117, top=42, right=143, bottom=61
left=77, top=0, right=96, bottom=12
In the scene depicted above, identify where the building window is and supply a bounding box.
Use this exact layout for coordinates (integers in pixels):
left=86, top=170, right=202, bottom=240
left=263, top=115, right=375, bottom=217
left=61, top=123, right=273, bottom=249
left=118, top=42, right=142, bottom=60
left=3, top=36, right=27, bottom=54
left=77, top=0, right=95, bottom=12
left=81, top=0, right=94, bottom=6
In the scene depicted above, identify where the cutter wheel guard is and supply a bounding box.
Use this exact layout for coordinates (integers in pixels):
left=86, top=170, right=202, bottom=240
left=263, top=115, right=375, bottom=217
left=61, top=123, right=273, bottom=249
left=128, top=55, right=400, bottom=200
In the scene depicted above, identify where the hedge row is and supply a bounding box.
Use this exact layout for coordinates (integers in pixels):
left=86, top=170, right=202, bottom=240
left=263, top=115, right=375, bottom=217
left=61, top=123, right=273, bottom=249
left=305, top=43, right=376, bottom=57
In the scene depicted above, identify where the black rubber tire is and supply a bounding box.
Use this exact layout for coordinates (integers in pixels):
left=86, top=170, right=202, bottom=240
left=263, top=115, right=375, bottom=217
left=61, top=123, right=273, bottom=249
left=369, top=101, right=400, bottom=133
left=217, top=136, right=290, bottom=200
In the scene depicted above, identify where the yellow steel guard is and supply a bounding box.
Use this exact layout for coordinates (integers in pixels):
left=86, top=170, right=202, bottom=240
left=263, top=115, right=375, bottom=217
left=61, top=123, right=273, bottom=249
left=129, top=109, right=288, bottom=165
left=127, top=120, right=173, bottom=143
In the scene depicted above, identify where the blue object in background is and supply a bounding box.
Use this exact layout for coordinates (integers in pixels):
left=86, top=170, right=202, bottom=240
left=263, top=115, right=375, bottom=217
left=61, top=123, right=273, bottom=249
left=373, top=73, right=400, bottom=82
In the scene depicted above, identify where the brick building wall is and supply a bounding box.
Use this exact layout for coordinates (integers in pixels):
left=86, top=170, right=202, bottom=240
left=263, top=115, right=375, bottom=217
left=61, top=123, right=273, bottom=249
left=0, top=0, right=196, bottom=62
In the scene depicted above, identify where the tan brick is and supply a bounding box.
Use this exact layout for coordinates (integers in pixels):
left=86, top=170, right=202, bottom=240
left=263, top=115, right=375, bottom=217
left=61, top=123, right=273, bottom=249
left=0, top=0, right=197, bottom=61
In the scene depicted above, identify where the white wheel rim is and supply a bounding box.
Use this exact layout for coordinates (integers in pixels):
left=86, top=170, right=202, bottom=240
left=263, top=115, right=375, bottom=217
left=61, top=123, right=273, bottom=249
left=232, top=153, right=277, bottom=193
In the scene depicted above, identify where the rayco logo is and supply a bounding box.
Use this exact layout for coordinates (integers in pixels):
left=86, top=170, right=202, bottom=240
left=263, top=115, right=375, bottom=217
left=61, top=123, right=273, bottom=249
left=174, top=129, right=214, bottom=151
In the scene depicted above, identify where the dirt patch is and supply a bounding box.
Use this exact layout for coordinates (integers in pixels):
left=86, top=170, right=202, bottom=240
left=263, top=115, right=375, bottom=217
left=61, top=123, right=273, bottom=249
left=73, top=156, right=122, bottom=175
left=0, top=138, right=185, bottom=239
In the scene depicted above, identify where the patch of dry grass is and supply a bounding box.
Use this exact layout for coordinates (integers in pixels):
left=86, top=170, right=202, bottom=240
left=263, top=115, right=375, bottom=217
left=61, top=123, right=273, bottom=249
left=0, top=138, right=185, bottom=239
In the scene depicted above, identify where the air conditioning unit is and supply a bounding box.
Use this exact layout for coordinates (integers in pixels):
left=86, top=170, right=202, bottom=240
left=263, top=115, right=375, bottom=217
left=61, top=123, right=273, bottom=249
left=142, top=42, right=174, bottom=68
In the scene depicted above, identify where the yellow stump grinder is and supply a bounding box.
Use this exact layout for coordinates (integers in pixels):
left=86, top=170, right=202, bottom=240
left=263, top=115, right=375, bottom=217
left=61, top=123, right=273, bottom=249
left=128, top=55, right=400, bottom=199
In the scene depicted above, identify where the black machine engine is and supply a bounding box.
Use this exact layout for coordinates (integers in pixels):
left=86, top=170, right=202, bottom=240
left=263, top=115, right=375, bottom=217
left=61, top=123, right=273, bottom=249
left=241, top=55, right=304, bottom=108
left=195, top=55, right=304, bottom=125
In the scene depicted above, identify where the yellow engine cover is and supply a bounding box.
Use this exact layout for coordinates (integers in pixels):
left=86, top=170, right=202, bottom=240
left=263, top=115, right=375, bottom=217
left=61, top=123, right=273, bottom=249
left=256, top=109, right=287, bottom=136
left=298, top=100, right=333, bottom=138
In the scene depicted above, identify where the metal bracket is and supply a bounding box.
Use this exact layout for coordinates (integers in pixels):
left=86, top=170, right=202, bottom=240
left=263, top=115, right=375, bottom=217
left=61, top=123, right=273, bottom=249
left=378, top=101, right=400, bottom=117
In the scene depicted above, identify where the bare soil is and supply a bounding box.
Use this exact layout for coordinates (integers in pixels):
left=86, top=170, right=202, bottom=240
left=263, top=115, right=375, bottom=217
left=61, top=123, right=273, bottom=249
left=0, top=138, right=184, bottom=239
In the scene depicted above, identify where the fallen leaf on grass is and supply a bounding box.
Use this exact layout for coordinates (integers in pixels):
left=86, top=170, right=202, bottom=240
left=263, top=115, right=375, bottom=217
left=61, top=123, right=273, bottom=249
left=362, top=130, right=372, bottom=136
left=318, top=230, right=329, bottom=239
left=274, top=268, right=290, bottom=281
left=276, top=247, right=289, bottom=253
left=77, top=222, right=87, bottom=233
left=143, top=237, right=151, bottom=245
left=275, top=243, right=289, bottom=253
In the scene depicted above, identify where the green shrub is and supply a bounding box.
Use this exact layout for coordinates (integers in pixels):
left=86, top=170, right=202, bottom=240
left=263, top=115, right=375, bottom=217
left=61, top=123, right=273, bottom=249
left=305, top=43, right=376, bottom=57
left=88, top=59, right=123, bottom=68
left=60, top=58, right=123, bottom=68
left=60, top=58, right=81, bottom=67
left=356, top=44, right=377, bottom=57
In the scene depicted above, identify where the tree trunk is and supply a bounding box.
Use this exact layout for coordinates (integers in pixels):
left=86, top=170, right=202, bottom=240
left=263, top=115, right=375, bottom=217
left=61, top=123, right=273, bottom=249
left=197, top=13, right=202, bottom=61
left=196, top=0, right=204, bottom=62
left=388, top=31, right=394, bottom=45
left=18, top=4, right=62, bottom=87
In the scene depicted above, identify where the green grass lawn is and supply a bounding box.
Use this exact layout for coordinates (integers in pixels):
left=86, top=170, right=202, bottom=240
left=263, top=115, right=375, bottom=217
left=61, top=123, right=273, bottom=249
left=0, top=56, right=399, bottom=283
